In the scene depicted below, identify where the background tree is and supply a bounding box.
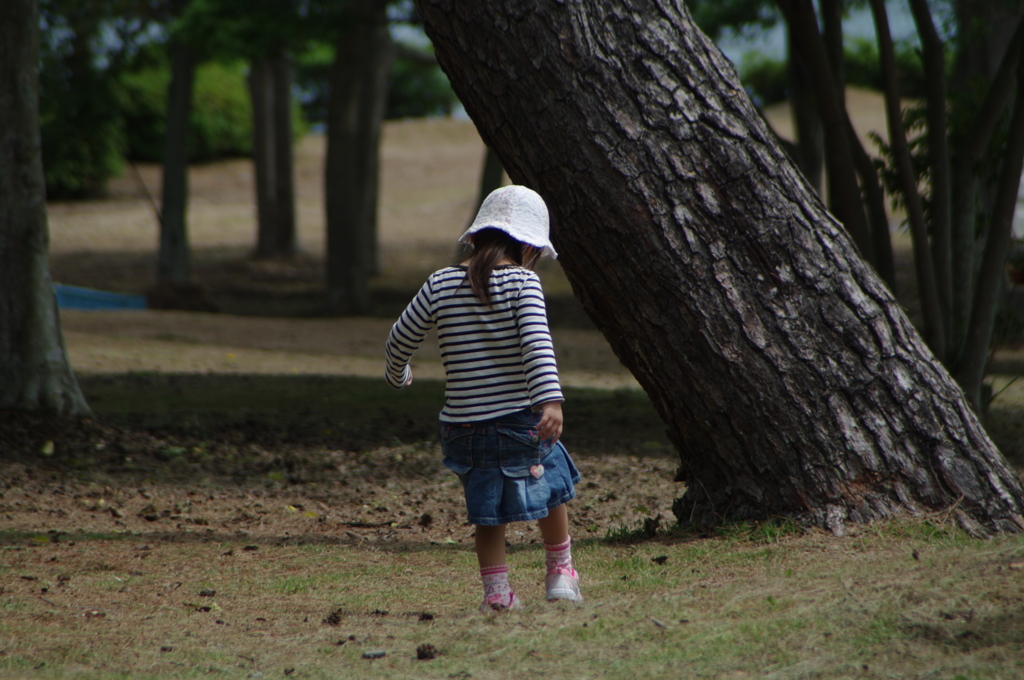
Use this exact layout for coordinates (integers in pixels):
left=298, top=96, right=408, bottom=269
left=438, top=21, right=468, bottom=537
left=177, top=0, right=307, bottom=260
left=159, top=0, right=197, bottom=285
left=249, top=52, right=298, bottom=258
left=1, top=0, right=89, bottom=415
left=324, top=0, right=394, bottom=314
left=864, top=0, right=1024, bottom=412
left=415, top=0, right=1024, bottom=535
left=37, top=0, right=159, bottom=199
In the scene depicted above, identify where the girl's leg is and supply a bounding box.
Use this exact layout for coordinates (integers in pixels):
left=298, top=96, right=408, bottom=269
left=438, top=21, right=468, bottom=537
left=536, top=503, right=569, bottom=545
left=474, top=524, right=507, bottom=568
left=537, top=504, right=582, bottom=602
left=475, top=524, right=521, bottom=610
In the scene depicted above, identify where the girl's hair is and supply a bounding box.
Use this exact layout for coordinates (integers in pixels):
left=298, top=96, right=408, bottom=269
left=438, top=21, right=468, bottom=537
left=465, top=228, right=540, bottom=305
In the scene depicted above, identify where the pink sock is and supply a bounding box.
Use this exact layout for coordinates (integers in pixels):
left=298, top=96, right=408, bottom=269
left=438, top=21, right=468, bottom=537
left=544, top=538, right=576, bottom=576
left=480, top=565, right=514, bottom=604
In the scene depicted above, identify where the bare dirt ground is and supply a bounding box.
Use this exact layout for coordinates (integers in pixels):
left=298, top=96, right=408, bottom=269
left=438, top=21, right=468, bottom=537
left=0, top=412, right=680, bottom=548
left=5, top=118, right=677, bottom=545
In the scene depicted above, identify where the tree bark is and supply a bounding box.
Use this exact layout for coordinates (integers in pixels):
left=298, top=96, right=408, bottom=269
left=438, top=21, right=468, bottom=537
left=415, top=0, right=1024, bottom=534
left=158, top=34, right=195, bottom=284
left=325, top=0, right=393, bottom=314
left=0, top=0, right=89, bottom=415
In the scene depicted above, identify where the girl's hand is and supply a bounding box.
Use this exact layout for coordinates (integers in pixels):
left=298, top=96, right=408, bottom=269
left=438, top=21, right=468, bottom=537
left=537, top=401, right=563, bottom=443
left=405, top=369, right=414, bottom=387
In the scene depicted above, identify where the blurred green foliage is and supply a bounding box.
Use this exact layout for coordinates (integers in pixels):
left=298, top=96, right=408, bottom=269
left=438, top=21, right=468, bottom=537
left=120, top=59, right=255, bottom=163
left=737, top=39, right=926, bottom=109
left=387, top=55, right=457, bottom=119
left=843, top=37, right=926, bottom=98
left=40, top=63, right=126, bottom=200
left=737, top=51, right=788, bottom=109
left=294, top=41, right=457, bottom=124
left=38, top=0, right=457, bottom=199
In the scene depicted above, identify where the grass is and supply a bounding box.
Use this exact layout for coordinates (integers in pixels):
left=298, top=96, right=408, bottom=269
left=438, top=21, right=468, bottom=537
left=2, top=524, right=1024, bottom=679
left=2, top=366, right=1020, bottom=679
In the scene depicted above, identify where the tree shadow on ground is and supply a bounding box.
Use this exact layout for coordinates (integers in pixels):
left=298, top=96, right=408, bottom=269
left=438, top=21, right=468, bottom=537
left=902, top=611, right=1024, bottom=651
left=0, top=375, right=675, bottom=508
left=71, top=373, right=672, bottom=457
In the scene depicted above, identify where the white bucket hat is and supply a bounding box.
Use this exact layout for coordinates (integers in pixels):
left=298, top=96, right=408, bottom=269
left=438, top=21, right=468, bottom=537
left=459, top=185, right=558, bottom=259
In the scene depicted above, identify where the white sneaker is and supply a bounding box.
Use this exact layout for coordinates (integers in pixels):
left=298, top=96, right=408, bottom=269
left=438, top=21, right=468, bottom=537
left=545, top=568, right=582, bottom=602
left=479, top=591, right=523, bottom=612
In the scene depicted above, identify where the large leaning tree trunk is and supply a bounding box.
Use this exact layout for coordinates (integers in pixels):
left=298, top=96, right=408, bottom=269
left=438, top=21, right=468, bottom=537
left=0, top=0, right=89, bottom=415
left=415, top=0, right=1024, bottom=535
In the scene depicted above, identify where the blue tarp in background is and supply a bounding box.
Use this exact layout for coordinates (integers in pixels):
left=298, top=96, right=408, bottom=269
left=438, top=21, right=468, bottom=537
left=55, top=284, right=147, bottom=310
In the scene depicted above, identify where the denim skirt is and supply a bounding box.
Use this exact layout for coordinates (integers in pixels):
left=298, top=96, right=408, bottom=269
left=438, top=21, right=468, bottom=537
left=440, top=408, right=581, bottom=526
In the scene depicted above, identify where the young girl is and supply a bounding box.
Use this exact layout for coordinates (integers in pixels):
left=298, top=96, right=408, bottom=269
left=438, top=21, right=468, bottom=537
left=385, top=185, right=582, bottom=611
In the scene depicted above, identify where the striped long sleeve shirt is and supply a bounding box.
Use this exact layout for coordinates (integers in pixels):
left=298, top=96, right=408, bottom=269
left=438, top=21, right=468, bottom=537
left=385, top=265, right=563, bottom=422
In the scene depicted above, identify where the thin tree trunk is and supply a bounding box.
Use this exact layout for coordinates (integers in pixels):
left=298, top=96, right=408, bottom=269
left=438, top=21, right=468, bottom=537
left=415, top=0, right=1024, bottom=535
left=325, top=0, right=392, bottom=314
left=956, top=59, right=1024, bottom=412
left=476, top=146, right=505, bottom=216
left=359, top=36, right=392, bottom=277
left=819, top=0, right=843, bottom=209
left=0, top=0, right=89, bottom=415
left=249, top=57, right=277, bottom=258
left=820, top=0, right=845, bottom=110
left=778, top=0, right=875, bottom=266
left=456, top=145, right=505, bottom=262
left=270, top=53, right=296, bottom=257
left=158, top=35, right=195, bottom=284
left=953, top=0, right=1024, bottom=95
left=250, top=53, right=296, bottom=259
left=810, top=1, right=895, bottom=293
left=870, top=0, right=946, bottom=359
left=950, top=16, right=1024, bottom=362
left=909, top=0, right=953, bottom=356
left=787, top=32, right=824, bottom=197
left=846, top=116, right=897, bottom=294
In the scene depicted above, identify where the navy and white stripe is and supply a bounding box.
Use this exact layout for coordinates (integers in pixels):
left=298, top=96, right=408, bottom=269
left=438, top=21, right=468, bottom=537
left=385, top=265, right=563, bottom=422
